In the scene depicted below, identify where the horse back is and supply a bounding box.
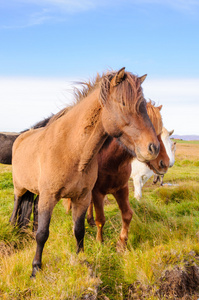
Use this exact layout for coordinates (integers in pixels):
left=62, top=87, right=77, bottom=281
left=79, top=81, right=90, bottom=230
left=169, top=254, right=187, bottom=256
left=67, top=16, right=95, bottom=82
left=12, top=112, right=100, bottom=198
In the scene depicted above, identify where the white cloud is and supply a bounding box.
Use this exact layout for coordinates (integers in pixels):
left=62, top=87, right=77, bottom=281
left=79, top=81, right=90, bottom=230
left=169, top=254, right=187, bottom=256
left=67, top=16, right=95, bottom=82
left=0, top=77, right=198, bottom=135
left=143, top=78, right=199, bottom=135
left=143, top=78, right=199, bottom=104
left=0, top=77, right=76, bottom=132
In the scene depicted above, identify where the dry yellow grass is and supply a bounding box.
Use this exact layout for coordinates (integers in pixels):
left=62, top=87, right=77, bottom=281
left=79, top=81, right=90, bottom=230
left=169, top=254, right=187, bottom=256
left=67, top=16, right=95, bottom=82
left=0, top=164, right=12, bottom=173
left=175, top=142, right=199, bottom=160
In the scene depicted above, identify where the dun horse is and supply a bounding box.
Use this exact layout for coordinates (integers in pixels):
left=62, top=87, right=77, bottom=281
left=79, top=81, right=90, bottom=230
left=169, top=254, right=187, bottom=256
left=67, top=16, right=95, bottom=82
left=65, top=101, right=169, bottom=248
left=11, top=68, right=159, bottom=277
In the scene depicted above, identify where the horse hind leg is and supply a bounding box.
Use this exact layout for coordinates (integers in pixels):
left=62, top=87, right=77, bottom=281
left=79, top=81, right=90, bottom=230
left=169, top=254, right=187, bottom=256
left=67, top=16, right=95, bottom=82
left=87, top=199, right=96, bottom=227
left=113, top=185, right=133, bottom=251
left=33, top=195, right=39, bottom=233
left=87, top=195, right=109, bottom=227
left=92, top=190, right=106, bottom=242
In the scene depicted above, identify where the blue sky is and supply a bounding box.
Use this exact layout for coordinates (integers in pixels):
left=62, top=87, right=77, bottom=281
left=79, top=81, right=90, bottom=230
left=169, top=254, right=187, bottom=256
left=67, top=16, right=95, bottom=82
left=0, top=0, right=199, bottom=135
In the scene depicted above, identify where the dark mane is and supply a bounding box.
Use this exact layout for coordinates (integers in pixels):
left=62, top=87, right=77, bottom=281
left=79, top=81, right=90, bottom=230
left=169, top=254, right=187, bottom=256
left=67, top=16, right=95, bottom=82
left=20, top=115, right=53, bottom=133
left=30, top=116, right=52, bottom=130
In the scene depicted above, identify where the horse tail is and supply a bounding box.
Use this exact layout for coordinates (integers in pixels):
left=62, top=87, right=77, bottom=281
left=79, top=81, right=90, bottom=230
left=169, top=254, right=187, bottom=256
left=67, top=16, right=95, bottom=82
left=10, top=191, right=35, bottom=228
left=18, top=191, right=35, bottom=228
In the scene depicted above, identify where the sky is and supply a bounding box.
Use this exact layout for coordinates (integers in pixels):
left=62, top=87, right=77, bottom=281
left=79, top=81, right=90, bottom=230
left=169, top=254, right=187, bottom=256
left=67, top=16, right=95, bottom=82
left=0, top=0, right=199, bottom=135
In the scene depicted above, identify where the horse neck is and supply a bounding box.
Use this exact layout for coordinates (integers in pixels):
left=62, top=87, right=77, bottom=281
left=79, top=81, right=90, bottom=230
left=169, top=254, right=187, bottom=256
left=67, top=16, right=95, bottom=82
left=98, top=137, right=133, bottom=172
left=70, top=89, right=108, bottom=172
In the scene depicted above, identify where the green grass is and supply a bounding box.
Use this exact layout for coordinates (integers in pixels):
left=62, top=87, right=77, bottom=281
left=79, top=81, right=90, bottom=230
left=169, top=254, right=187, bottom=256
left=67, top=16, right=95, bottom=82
left=172, top=139, right=199, bottom=144
left=1, top=142, right=199, bottom=299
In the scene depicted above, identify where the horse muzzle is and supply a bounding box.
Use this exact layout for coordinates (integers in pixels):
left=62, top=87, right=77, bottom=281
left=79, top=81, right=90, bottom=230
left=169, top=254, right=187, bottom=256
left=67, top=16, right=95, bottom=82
left=135, top=142, right=160, bottom=162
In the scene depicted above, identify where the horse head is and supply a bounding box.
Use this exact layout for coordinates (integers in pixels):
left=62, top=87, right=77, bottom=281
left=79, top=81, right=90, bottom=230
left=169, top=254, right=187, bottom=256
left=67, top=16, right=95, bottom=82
left=99, top=68, right=160, bottom=162
left=143, top=101, right=169, bottom=174
left=161, top=127, right=176, bottom=167
left=146, top=133, right=170, bottom=175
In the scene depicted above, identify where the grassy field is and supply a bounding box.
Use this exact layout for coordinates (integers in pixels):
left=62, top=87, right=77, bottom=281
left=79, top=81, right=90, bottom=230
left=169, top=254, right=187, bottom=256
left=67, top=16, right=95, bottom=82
left=0, top=141, right=199, bottom=299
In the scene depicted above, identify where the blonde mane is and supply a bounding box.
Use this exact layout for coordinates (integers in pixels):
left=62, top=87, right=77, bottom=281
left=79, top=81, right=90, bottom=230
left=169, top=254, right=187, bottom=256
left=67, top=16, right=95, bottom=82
left=146, top=100, right=163, bottom=135
left=47, top=70, right=146, bottom=126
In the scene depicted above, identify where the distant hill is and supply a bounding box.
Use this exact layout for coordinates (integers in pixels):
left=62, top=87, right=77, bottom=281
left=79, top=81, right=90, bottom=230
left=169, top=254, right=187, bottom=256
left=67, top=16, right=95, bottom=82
left=172, top=135, right=199, bottom=141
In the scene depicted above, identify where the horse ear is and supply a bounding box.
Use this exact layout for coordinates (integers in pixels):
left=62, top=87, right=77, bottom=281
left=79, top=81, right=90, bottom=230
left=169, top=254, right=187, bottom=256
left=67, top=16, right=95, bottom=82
left=158, top=105, right=163, bottom=111
left=139, top=74, right=147, bottom=83
left=110, top=67, right=125, bottom=87
left=169, top=129, right=174, bottom=136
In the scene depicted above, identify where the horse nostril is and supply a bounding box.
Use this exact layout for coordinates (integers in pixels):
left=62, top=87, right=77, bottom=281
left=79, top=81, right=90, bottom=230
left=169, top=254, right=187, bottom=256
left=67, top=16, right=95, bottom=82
left=159, top=160, right=165, bottom=169
left=148, top=143, right=154, bottom=154
left=148, top=143, right=159, bottom=155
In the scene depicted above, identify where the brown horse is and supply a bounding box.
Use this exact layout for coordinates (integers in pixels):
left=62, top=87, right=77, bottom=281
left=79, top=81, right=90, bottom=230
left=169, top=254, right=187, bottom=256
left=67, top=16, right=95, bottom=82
left=65, top=101, right=169, bottom=248
left=11, top=68, right=159, bottom=277
left=0, top=133, right=18, bottom=164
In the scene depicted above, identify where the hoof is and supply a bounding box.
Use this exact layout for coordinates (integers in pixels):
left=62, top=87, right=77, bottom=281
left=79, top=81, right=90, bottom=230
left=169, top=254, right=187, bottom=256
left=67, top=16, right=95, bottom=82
left=134, top=194, right=141, bottom=201
left=76, top=246, right=84, bottom=254
left=96, top=237, right=103, bottom=243
left=116, top=239, right=127, bottom=253
left=87, top=217, right=96, bottom=227
left=31, top=264, right=41, bottom=278
left=30, top=273, right=36, bottom=279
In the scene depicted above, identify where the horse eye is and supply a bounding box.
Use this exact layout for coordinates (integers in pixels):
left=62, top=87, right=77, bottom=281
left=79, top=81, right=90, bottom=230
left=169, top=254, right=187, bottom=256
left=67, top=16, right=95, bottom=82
left=122, top=100, right=125, bottom=106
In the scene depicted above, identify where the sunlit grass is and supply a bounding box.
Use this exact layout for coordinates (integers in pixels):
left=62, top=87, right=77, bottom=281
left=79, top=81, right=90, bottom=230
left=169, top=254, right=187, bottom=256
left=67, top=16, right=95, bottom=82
left=0, top=141, right=199, bottom=299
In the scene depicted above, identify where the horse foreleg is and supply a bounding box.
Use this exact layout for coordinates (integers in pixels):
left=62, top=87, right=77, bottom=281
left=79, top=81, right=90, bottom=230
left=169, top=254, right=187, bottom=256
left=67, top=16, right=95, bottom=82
left=92, top=190, right=105, bottom=242
left=72, top=193, right=91, bottom=253
left=160, top=175, right=164, bottom=186
left=87, top=199, right=95, bottom=227
left=31, top=194, right=57, bottom=277
left=113, top=185, right=133, bottom=251
left=153, top=174, right=159, bottom=185
left=62, top=198, right=72, bottom=214
left=133, top=175, right=142, bottom=201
